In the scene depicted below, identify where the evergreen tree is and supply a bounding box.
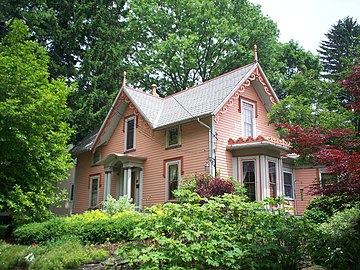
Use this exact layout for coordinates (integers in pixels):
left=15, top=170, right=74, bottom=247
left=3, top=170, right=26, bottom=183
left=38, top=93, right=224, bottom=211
left=318, top=17, right=359, bottom=83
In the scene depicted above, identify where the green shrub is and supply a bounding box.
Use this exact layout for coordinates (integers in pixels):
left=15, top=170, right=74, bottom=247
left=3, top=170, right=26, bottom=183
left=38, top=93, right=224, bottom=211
left=0, top=224, right=10, bottom=240
left=102, top=195, right=135, bottom=215
left=308, top=205, right=360, bottom=270
left=29, top=237, right=107, bottom=270
left=304, top=195, right=360, bottom=223
left=13, top=210, right=142, bottom=244
left=116, top=192, right=311, bottom=269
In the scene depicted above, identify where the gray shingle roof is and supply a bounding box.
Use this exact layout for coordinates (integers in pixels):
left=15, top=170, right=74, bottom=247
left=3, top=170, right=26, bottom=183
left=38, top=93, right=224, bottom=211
left=73, top=62, right=258, bottom=154
left=126, top=63, right=256, bottom=128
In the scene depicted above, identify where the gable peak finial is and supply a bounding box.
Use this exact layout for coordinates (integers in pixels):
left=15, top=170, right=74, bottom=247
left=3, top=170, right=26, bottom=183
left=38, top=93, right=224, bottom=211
left=254, top=44, right=258, bottom=62
left=122, top=71, right=127, bottom=86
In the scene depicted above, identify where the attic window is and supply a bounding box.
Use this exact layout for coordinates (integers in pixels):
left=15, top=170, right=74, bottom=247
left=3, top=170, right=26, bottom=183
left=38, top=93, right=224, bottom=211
left=92, top=148, right=101, bottom=164
left=125, top=116, right=136, bottom=151
left=166, top=126, right=181, bottom=148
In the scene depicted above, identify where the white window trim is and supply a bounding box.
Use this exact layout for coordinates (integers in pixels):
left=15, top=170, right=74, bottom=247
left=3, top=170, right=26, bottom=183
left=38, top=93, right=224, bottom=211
left=89, top=175, right=100, bottom=208
left=165, top=160, right=181, bottom=201
left=238, top=156, right=260, bottom=201
left=283, top=169, right=294, bottom=200
left=241, top=100, right=256, bottom=138
left=166, top=125, right=181, bottom=148
left=124, top=116, right=136, bottom=151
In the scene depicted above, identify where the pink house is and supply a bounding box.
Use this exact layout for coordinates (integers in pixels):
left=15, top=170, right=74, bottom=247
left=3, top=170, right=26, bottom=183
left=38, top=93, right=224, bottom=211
left=70, top=59, right=321, bottom=215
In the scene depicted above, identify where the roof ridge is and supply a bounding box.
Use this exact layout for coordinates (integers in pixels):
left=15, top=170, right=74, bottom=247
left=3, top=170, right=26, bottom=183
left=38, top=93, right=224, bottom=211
left=165, top=62, right=256, bottom=99
left=124, top=85, right=164, bottom=100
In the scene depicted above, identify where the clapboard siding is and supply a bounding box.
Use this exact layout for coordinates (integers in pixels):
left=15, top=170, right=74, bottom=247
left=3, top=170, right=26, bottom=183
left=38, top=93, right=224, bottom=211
left=294, top=168, right=319, bottom=215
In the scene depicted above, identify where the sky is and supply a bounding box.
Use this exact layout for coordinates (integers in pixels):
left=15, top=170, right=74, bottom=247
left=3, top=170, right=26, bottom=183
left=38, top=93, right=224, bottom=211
left=249, top=0, right=360, bottom=54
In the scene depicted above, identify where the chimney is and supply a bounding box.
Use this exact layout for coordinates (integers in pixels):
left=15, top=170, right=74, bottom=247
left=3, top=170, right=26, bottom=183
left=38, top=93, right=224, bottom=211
left=151, top=84, right=158, bottom=97
left=122, top=71, right=127, bottom=86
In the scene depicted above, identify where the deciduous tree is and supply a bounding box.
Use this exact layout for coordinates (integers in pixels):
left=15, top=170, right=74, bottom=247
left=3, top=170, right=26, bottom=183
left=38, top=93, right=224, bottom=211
left=0, top=20, right=73, bottom=225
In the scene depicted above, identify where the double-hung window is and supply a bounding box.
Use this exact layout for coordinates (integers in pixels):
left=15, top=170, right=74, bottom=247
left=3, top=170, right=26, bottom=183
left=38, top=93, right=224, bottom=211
left=166, top=160, right=181, bottom=200
left=89, top=175, right=100, bottom=208
left=166, top=126, right=180, bottom=148
left=243, top=101, right=254, bottom=137
left=268, top=161, right=277, bottom=198
left=242, top=160, right=256, bottom=201
left=283, top=171, right=294, bottom=199
left=125, top=116, right=136, bottom=151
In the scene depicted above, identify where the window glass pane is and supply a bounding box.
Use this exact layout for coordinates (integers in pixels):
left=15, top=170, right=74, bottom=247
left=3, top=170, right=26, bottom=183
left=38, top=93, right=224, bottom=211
left=269, top=162, right=277, bottom=198
left=168, top=163, right=179, bottom=200
left=284, top=172, right=293, bottom=198
left=93, top=148, right=101, bottom=164
left=243, top=102, right=254, bottom=137
left=168, top=127, right=179, bottom=146
left=91, top=178, right=98, bottom=207
left=243, top=161, right=256, bottom=201
left=126, top=118, right=135, bottom=150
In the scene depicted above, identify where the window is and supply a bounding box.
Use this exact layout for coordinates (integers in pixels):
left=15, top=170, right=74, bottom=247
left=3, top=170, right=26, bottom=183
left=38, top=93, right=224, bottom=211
left=283, top=172, right=294, bottom=199
left=166, top=161, right=181, bottom=200
left=243, top=101, right=254, bottom=137
left=92, top=148, right=101, bottom=164
left=69, top=184, right=75, bottom=201
left=268, top=161, right=277, bottom=198
left=90, top=175, right=100, bottom=207
left=125, top=116, right=136, bottom=151
left=166, top=126, right=181, bottom=147
left=242, top=160, right=256, bottom=201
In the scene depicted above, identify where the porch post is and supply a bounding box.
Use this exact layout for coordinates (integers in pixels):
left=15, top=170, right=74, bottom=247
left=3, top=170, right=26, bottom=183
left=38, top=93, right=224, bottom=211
left=126, top=167, right=132, bottom=199
left=104, top=167, right=112, bottom=201
left=139, top=168, right=143, bottom=209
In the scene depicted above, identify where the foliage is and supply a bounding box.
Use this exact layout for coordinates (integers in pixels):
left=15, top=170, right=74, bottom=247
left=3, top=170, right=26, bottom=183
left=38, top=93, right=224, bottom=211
left=181, top=174, right=236, bottom=201
left=116, top=193, right=311, bottom=269
left=127, top=0, right=279, bottom=96
left=13, top=210, right=141, bottom=245
left=0, top=241, right=32, bottom=270
left=304, top=195, right=360, bottom=224
left=308, top=205, right=360, bottom=270
left=341, top=65, right=360, bottom=134
left=102, top=194, right=135, bottom=215
left=0, top=19, right=73, bottom=226
left=279, top=124, right=360, bottom=196
left=318, top=17, right=359, bottom=83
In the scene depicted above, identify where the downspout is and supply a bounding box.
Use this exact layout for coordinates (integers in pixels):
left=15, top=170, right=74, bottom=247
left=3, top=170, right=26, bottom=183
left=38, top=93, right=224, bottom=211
left=197, top=116, right=216, bottom=176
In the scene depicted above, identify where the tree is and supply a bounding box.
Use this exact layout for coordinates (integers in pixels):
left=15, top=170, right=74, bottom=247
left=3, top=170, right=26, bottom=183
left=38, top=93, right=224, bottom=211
left=268, top=41, right=353, bottom=130
left=0, top=20, right=73, bottom=225
left=126, top=0, right=279, bottom=95
left=318, top=17, right=359, bottom=83
left=1, top=0, right=129, bottom=142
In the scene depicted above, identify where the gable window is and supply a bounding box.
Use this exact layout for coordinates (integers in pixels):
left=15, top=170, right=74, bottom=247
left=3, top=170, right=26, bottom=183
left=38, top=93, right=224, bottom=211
left=166, top=126, right=181, bottom=148
left=92, top=148, right=101, bottom=164
left=243, top=101, right=255, bottom=137
left=284, top=172, right=294, bottom=199
left=268, top=161, right=277, bottom=198
left=166, top=160, right=181, bottom=200
left=89, top=175, right=100, bottom=208
left=125, top=116, right=136, bottom=151
left=242, top=160, right=256, bottom=201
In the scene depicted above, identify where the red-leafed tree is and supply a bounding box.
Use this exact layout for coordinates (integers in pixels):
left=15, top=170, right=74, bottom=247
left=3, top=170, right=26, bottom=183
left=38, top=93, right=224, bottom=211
left=280, top=66, right=360, bottom=196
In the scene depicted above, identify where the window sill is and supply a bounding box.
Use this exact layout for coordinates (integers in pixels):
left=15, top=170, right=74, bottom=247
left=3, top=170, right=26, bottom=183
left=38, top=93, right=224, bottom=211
left=165, top=144, right=182, bottom=150
left=124, top=149, right=136, bottom=154
left=284, top=197, right=294, bottom=201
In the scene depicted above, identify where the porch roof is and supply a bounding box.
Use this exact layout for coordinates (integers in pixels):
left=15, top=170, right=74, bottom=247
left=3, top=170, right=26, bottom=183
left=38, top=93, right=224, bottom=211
left=226, top=135, right=290, bottom=152
left=98, top=153, right=147, bottom=168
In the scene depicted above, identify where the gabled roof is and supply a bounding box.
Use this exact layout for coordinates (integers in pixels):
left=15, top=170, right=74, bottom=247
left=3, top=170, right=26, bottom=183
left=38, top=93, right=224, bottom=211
left=74, top=62, right=279, bottom=154
left=125, top=62, right=257, bottom=128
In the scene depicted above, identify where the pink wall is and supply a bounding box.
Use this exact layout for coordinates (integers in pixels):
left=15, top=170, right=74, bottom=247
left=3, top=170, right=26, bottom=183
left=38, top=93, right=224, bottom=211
left=74, top=105, right=210, bottom=211
left=294, top=168, right=319, bottom=215
left=215, top=84, right=279, bottom=179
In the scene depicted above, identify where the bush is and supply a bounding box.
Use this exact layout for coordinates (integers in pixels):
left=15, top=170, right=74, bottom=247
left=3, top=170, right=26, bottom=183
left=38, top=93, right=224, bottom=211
left=13, top=210, right=142, bottom=244
left=0, top=242, right=31, bottom=270
left=102, top=195, right=135, bottom=215
left=304, top=195, right=360, bottom=223
left=309, top=205, right=360, bottom=270
left=30, top=237, right=108, bottom=270
left=116, top=192, right=311, bottom=269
